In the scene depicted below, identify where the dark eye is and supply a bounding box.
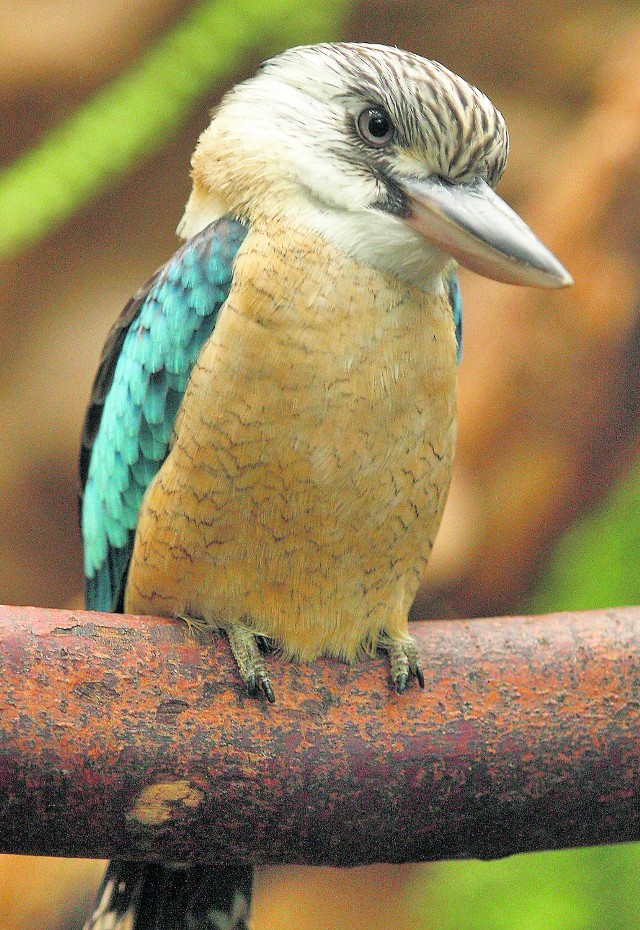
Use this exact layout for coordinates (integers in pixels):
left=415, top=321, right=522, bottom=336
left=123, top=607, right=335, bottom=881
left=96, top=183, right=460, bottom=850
left=357, top=107, right=394, bottom=147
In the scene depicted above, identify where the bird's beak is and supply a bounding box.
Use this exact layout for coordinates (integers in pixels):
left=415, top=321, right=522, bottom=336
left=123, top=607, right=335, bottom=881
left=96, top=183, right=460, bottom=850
left=400, top=175, right=572, bottom=288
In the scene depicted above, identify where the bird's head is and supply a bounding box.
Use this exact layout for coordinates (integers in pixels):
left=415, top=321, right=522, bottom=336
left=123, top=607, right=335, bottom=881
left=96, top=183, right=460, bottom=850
left=179, top=42, right=571, bottom=291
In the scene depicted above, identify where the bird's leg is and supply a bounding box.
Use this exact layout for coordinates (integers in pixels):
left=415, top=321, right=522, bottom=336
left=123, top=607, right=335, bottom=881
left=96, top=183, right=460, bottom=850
left=178, top=615, right=275, bottom=703
left=226, top=623, right=276, bottom=703
left=384, top=639, right=425, bottom=694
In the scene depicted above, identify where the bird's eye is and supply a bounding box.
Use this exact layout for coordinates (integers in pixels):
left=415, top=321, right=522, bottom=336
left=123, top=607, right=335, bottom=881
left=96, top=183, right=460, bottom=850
left=357, top=107, right=394, bottom=147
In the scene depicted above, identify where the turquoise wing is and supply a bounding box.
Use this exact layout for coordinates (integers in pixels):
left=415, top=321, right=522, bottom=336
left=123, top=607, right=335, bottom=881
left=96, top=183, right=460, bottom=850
left=446, top=269, right=462, bottom=364
left=80, top=217, right=248, bottom=612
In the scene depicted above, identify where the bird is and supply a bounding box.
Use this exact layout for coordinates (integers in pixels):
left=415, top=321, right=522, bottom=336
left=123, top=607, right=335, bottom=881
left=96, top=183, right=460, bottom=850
left=79, top=42, right=571, bottom=930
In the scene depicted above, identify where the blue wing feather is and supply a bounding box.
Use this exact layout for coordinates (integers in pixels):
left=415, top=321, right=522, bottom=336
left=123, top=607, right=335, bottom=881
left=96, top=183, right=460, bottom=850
left=446, top=269, right=463, bottom=364
left=80, top=217, right=248, bottom=612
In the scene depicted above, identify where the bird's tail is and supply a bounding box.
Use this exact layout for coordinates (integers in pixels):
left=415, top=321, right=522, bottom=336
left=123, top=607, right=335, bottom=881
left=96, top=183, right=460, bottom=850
left=83, top=859, right=253, bottom=929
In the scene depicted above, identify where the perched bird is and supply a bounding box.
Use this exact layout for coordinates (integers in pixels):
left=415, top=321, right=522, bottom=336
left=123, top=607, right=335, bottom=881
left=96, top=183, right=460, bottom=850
left=80, top=42, right=571, bottom=930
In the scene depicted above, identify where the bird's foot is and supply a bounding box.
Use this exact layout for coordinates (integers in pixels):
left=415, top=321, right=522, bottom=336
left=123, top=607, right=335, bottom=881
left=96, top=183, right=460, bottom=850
left=178, top=615, right=275, bottom=702
left=227, top=625, right=276, bottom=703
left=384, top=639, right=425, bottom=694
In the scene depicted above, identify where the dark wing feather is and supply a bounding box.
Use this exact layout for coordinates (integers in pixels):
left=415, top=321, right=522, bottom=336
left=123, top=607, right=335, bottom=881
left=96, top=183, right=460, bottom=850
left=79, top=273, right=162, bottom=500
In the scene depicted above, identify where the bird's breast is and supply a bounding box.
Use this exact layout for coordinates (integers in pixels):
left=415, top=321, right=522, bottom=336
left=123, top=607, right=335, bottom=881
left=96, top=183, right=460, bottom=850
left=126, top=220, right=457, bottom=659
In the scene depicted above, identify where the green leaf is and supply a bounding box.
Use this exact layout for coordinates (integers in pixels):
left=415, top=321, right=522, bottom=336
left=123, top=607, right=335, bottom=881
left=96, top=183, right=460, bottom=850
left=0, top=0, right=351, bottom=259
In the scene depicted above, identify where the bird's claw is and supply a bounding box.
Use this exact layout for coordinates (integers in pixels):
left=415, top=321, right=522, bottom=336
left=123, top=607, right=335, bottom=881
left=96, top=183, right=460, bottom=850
left=227, top=624, right=276, bottom=703
left=386, top=639, right=425, bottom=693
left=247, top=668, right=276, bottom=703
left=395, top=673, right=408, bottom=694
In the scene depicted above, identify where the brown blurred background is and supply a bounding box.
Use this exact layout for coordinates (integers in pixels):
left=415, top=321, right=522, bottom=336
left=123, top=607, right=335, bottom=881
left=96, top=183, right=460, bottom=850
left=1, top=1, right=639, bottom=928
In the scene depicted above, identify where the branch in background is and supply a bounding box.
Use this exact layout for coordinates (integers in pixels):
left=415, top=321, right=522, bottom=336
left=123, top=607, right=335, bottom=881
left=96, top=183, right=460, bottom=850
left=1, top=604, right=638, bottom=864
left=0, top=0, right=350, bottom=260
left=421, top=21, right=640, bottom=618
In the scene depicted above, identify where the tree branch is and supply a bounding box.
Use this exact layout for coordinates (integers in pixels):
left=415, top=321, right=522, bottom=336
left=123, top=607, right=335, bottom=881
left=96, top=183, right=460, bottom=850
left=0, top=604, right=638, bottom=865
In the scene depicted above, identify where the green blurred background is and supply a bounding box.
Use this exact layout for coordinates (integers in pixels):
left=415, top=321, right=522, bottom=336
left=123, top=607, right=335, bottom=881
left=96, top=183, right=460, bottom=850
left=0, top=0, right=638, bottom=927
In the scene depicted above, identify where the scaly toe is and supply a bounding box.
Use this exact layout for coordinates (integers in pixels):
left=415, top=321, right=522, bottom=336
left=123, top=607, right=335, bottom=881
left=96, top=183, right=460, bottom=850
left=246, top=663, right=275, bottom=703
left=386, top=639, right=424, bottom=694
left=259, top=675, right=276, bottom=704
left=227, top=625, right=276, bottom=702
left=405, top=643, right=425, bottom=689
